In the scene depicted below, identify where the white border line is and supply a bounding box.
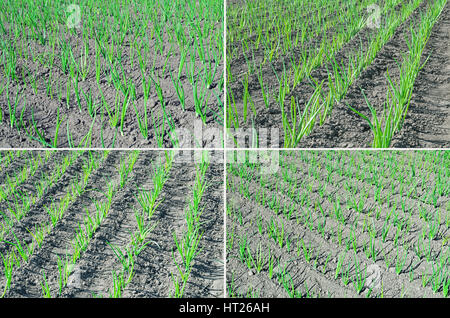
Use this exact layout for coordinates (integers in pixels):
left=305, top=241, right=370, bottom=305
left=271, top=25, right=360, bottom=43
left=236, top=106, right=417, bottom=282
left=0, top=147, right=226, bottom=151
left=223, top=0, right=227, bottom=299
left=1, top=147, right=448, bottom=151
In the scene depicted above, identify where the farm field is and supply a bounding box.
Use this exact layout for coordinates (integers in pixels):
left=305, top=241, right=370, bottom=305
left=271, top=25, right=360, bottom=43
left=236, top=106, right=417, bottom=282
left=226, top=0, right=450, bottom=148
left=0, top=150, right=224, bottom=297
left=226, top=150, right=450, bottom=297
left=0, top=0, right=224, bottom=148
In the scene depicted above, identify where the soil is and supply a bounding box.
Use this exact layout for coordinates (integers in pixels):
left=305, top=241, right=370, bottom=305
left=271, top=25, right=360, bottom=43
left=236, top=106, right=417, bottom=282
left=0, top=150, right=224, bottom=298
left=226, top=150, right=449, bottom=298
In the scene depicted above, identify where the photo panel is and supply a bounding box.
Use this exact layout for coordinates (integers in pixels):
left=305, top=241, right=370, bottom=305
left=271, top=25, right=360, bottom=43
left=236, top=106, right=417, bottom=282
left=0, top=149, right=224, bottom=297
left=226, top=149, right=449, bottom=298
left=0, top=1, right=224, bottom=148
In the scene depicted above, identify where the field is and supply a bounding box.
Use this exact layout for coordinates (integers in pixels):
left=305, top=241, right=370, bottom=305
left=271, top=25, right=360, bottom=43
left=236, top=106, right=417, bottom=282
left=0, top=150, right=224, bottom=297
left=226, top=0, right=450, bottom=148
left=0, top=0, right=224, bottom=148
left=226, top=150, right=450, bottom=297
